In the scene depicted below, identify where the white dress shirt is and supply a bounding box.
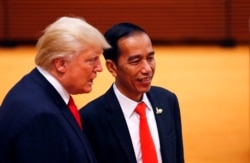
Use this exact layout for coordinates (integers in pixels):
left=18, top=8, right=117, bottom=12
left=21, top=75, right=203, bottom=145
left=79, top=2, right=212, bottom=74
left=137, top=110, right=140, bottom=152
left=37, top=66, right=70, bottom=104
left=113, top=84, right=162, bottom=163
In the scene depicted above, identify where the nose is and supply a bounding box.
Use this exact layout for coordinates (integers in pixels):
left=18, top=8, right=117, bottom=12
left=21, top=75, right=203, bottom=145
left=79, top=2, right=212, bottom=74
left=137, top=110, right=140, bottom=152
left=94, top=58, right=103, bottom=72
left=141, top=60, right=152, bottom=73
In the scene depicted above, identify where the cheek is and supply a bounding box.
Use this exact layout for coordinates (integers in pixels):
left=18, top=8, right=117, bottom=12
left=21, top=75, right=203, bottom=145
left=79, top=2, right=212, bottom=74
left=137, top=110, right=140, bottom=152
left=151, top=66, right=156, bottom=73
left=119, top=68, right=132, bottom=80
left=70, top=67, right=87, bottom=82
left=79, top=64, right=91, bottom=74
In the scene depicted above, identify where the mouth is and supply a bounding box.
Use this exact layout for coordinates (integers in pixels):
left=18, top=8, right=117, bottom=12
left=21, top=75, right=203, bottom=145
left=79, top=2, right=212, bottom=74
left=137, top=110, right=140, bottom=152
left=139, top=77, right=152, bottom=83
left=88, top=79, right=93, bottom=85
left=89, top=75, right=96, bottom=83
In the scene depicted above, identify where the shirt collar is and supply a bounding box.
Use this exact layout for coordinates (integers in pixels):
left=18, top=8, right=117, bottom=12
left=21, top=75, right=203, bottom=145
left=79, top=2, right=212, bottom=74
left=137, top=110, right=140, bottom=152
left=37, top=66, right=70, bottom=104
left=113, top=83, right=152, bottom=119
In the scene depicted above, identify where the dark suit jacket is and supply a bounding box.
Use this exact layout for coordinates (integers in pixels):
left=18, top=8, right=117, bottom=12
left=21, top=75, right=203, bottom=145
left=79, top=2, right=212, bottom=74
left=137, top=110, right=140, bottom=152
left=80, top=85, right=184, bottom=163
left=0, top=68, right=97, bottom=163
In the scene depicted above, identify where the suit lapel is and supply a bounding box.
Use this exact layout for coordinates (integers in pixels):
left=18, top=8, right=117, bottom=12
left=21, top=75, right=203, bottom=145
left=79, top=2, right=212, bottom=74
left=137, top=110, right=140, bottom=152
left=61, top=107, right=96, bottom=162
left=147, top=89, right=170, bottom=135
left=31, top=68, right=96, bottom=162
left=147, top=89, right=172, bottom=163
left=104, top=87, right=137, bottom=163
left=61, top=106, right=85, bottom=140
left=32, top=69, right=85, bottom=143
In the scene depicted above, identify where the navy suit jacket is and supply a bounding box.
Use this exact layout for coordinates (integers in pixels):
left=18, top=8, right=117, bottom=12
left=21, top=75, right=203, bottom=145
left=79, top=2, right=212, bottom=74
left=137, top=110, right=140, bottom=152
left=80, top=85, right=184, bottom=163
left=0, top=68, right=97, bottom=163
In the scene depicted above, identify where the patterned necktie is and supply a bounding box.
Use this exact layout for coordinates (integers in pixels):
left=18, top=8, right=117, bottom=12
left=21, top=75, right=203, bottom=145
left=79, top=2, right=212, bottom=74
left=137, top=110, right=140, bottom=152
left=68, top=96, right=82, bottom=129
left=135, top=102, right=158, bottom=163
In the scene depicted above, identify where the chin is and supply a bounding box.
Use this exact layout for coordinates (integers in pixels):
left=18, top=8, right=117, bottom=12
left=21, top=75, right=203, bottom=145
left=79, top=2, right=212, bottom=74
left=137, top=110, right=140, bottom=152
left=85, top=88, right=92, bottom=93
left=142, top=86, right=151, bottom=93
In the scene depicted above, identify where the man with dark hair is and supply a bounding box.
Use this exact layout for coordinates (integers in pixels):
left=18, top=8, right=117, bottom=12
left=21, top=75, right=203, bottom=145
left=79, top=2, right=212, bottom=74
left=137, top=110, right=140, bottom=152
left=80, top=22, right=185, bottom=163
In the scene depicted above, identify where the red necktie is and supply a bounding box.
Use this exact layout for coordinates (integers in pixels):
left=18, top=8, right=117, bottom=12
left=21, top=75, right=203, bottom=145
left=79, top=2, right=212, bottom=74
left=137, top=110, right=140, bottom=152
left=68, top=96, right=82, bottom=129
left=135, top=102, right=158, bottom=163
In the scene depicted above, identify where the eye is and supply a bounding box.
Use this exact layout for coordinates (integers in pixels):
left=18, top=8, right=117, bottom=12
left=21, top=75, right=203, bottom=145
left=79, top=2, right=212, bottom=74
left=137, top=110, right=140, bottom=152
left=87, top=57, right=98, bottom=65
left=127, top=55, right=141, bottom=65
left=147, top=53, right=155, bottom=62
left=147, top=56, right=154, bottom=62
left=129, top=59, right=140, bottom=65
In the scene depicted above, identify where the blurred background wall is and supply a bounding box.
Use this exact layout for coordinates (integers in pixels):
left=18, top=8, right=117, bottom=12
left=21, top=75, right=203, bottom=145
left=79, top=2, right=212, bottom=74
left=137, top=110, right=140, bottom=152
left=0, top=0, right=249, bottom=46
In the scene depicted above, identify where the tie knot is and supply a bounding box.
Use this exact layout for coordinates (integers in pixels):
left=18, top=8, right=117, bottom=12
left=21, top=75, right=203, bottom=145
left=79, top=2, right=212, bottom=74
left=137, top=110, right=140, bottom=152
left=135, top=102, right=146, bottom=117
left=68, top=96, right=76, bottom=107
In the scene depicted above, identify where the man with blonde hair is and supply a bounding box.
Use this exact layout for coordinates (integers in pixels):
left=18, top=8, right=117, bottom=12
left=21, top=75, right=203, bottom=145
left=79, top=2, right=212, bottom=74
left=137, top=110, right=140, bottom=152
left=0, top=16, right=110, bottom=163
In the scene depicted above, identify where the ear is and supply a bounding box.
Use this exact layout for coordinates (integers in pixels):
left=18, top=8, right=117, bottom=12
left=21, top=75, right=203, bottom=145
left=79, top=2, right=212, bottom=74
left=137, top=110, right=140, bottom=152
left=106, top=60, right=117, bottom=77
left=53, top=58, right=67, bottom=73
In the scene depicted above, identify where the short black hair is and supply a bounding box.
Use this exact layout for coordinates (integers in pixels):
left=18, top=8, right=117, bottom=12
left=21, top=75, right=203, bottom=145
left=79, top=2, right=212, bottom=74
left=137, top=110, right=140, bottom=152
left=103, top=22, right=147, bottom=63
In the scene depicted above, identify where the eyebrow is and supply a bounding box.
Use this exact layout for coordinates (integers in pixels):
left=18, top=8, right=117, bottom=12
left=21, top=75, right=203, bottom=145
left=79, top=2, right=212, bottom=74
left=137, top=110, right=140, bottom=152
left=149, top=51, right=155, bottom=56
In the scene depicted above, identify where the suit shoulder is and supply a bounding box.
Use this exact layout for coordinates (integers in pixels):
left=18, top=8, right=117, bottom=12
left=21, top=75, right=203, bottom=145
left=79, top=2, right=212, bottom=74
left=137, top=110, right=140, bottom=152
left=148, top=86, right=179, bottom=104
left=84, top=94, right=106, bottom=107
left=80, top=86, right=115, bottom=112
left=150, top=86, right=176, bottom=96
left=80, top=95, right=106, bottom=114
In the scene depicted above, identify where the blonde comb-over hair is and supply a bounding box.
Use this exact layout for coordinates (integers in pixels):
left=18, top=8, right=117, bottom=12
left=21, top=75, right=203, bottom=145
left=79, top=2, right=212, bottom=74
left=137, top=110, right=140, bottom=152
left=35, top=16, right=110, bottom=70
